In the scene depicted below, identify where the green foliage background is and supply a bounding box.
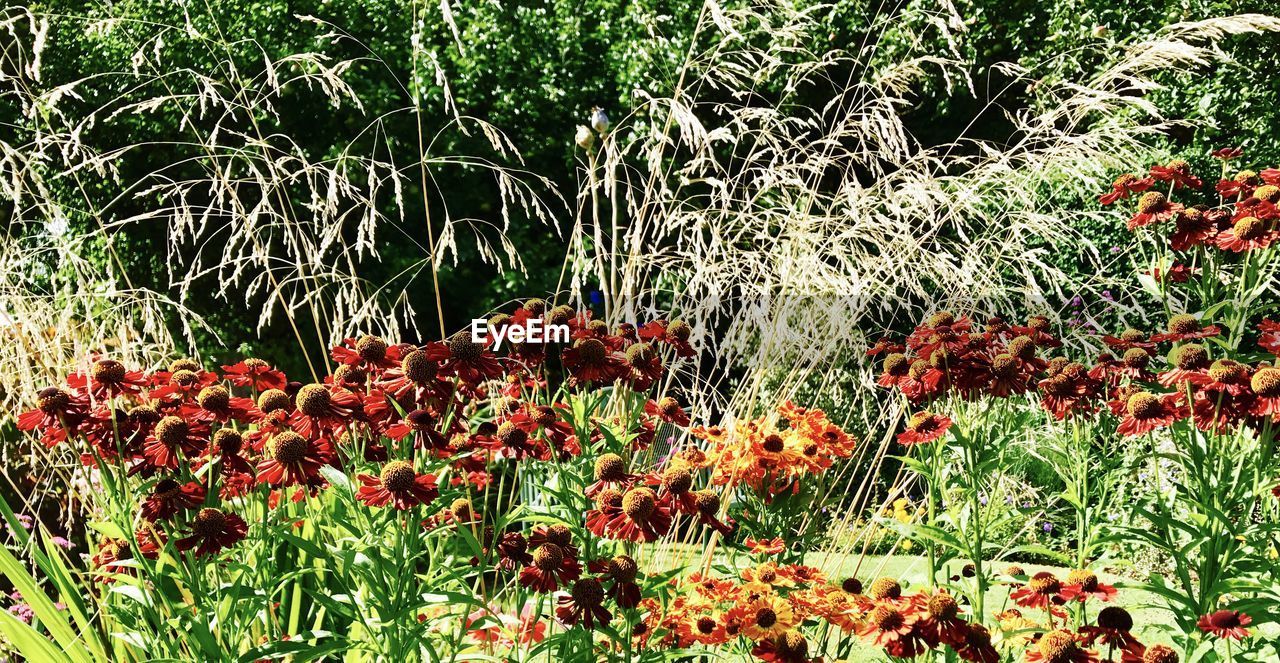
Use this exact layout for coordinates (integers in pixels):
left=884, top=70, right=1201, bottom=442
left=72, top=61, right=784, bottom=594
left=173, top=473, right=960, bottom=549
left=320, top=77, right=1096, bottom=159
left=16, top=0, right=1280, bottom=373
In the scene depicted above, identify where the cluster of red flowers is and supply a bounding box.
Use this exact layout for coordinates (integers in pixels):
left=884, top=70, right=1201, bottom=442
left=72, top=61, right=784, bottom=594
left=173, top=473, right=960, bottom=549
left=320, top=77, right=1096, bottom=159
left=688, top=403, right=858, bottom=493
left=16, top=301, right=701, bottom=574
left=1101, top=157, right=1280, bottom=270
left=633, top=561, right=996, bottom=663
left=874, top=310, right=1280, bottom=442
left=997, top=567, right=1249, bottom=663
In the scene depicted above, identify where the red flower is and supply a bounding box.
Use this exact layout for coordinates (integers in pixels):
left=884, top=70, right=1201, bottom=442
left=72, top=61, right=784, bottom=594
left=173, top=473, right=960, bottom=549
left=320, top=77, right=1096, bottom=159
left=1149, top=160, right=1202, bottom=190
left=1150, top=314, right=1219, bottom=343
left=637, top=319, right=695, bottom=357
left=1099, top=174, right=1154, bottom=205
left=1259, top=319, right=1280, bottom=355
left=1145, top=263, right=1194, bottom=283
left=555, top=578, right=613, bottom=629
left=67, top=358, right=147, bottom=400
left=289, top=383, right=361, bottom=437
left=589, top=555, right=642, bottom=608
left=356, top=461, right=439, bottom=510
left=221, top=358, right=286, bottom=391
left=590, top=487, right=673, bottom=542
left=1058, top=569, right=1117, bottom=603
left=330, top=334, right=401, bottom=370
left=176, top=508, right=248, bottom=558
left=1250, top=367, right=1280, bottom=418
left=142, top=416, right=208, bottom=471
left=646, top=397, right=690, bottom=426
left=751, top=631, right=815, bottom=663
left=424, top=333, right=503, bottom=385
left=1211, top=147, right=1243, bottom=161
left=897, top=411, right=952, bottom=445
left=1080, top=606, right=1141, bottom=652
left=1024, top=630, right=1097, bottom=662
left=16, top=387, right=87, bottom=447
left=1197, top=610, right=1251, bottom=640
left=1117, top=392, right=1182, bottom=437
left=1216, top=216, right=1278, bottom=252
left=745, top=537, right=786, bottom=556
left=518, top=543, right=581, bottom=593
left=1127, top=192, right=1182, bottom=229
left=140, top=479, right=206, bottom=521
left=561, top=337, right=624, bottom=384
left=623, top=342, right=665, bottom=390
left=256, top=431, right=331, bottom=487
left=1010, top=572, right=1063, bottom=610
left=913, top=591, right=968, bottom=648
left=858, top=604, right=923, bottom=658
left=954, top=623, right=999, bottom=663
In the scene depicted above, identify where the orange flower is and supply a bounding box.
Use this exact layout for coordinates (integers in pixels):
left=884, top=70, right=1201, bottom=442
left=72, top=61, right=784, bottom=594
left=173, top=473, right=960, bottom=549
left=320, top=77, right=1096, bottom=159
left=745, top=537, right=786, bottom=555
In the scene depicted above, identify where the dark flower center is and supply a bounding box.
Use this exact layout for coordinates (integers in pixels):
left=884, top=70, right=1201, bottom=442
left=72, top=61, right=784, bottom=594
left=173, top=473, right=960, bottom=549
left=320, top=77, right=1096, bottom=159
left=169, top=358, right=200, bottom=372
left=1235, top=216, right=1264, bottom=241
left=1120, top=328, right=1146, bottom=343
left=1171, top=344, right=1208, bottom=370
left=155, top=416, right=188, bottom=447
left=447, top=331, right=484, bottom=362
left=868, top=577, right=901, bottom=600
left=574, top=338, right=608, bottom=365
left=258, top=389, right=291, bottom=413
left=1252, top=368, right=1280, bottom=397
left=1037, top=630, right=1080, bottom=662
left=197, top=386, right=230, bottom=411
left=37, top=388, right=70, bottom=414
left=333, top=364, right=366, bottom=385
left=1066, top=569, right=1098, bottom=592
left=1122, top=348, right=1150, bottom=369
left=213, top=429, right=242, bottom=455
left=1126, top=392, right=1163, bottom=419
left=401, top=350, right=435, bottom=383
left=927, top=311, right=955, bottom=327
left=532, top=543, right=563, bottom=571
left=92, top=359, right=126, bottom=384
left=754, top=608, right=777, bottom=628
left=662, top=467, right=693, bottom=495
left=546, top=524, right=573, bottom=548
left=380, top=461, right=416, bottom=492
left=594, top=454, right=627, bottom=482
left=1138, top=191, right=1166, bottom=214
left=1097, top=606, right=1133, bottom=631
left=355, top=335, right=387, bottom=362
left=496, top=421, right=527, bottom=448
left=869, top=606, right=903, bottom=631
left=609, top=555, right=638, bottom=582
left=1143, top=644, right=1178, bottom=663
left=571, top=578, right=605, bottom=606
left=694, top=490, right=720, bottom=516
left=1168, top=314, right=1200, bottom=335
left=622, top=488, right=656, bottom=521
left=296, top=384, right=331, bottom=417
left=1029, top=572, right=1062, bottom=595
left=928, top=593, right=959, bottom=620
left=191, top=508, right=226, bottom=538
left=269, top=432, right=308, bottom=465
left=625, top=342, right=656, bottom=366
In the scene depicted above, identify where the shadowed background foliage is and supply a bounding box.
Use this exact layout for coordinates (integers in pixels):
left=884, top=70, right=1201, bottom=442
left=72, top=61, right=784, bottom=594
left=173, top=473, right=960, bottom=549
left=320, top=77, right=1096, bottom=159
left=10, top=0, right=1278, bottom=376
